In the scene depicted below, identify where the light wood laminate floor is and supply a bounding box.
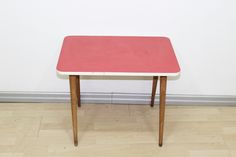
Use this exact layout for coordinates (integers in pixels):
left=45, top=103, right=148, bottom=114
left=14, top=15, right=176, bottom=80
left=0, top=103, right=236, bottom=157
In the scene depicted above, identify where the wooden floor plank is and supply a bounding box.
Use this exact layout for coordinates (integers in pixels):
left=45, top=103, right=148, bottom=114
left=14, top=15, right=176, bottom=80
left=0, top=103, right=235, bottom=157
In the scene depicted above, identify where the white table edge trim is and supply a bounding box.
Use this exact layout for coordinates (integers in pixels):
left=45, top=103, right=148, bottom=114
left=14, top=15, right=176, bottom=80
left=56, top=70, right=180, bottom=76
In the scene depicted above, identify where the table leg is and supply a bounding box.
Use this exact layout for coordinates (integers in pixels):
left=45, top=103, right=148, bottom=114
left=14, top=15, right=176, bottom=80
left=69, top=75, right=78, bottom=146
left=151, top=76, right=158, bottom=107
left=76, top=76, right=81, bottom=107
left=159, top=76, right=167, bottom=147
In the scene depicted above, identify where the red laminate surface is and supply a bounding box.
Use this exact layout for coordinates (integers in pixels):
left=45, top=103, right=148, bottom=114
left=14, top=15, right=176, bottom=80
left=57, top=36, right=180, bottom=75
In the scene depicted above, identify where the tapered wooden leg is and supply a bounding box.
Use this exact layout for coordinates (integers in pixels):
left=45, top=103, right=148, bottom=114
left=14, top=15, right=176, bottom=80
left=69, top=75, right=78, bottom=146
left=159, top=76, right=167, bottom=147
left=151, top=76, right=158, bottom=107
left=76, top=76, right=81, bottom=107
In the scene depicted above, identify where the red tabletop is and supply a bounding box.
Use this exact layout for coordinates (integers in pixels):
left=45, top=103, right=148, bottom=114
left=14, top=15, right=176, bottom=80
left=57, top=36, right=180, bottom=76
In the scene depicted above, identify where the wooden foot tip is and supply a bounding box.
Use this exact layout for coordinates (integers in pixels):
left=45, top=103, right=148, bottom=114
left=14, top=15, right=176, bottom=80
left=74, top=141, right=78, bottom=146
left=159, top=143, right=163, bottom=147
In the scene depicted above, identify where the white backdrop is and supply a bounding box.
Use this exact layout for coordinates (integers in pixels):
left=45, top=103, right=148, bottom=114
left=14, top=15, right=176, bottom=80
left=0, top=0, right=236, bottom=95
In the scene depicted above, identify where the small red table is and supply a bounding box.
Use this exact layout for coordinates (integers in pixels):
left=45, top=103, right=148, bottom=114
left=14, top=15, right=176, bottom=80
left=57, top=36, right=180, bottom=147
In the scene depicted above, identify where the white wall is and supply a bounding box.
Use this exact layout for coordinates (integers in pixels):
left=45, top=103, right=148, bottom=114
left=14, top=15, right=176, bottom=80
left=0, top=0, right=236, bottom=95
